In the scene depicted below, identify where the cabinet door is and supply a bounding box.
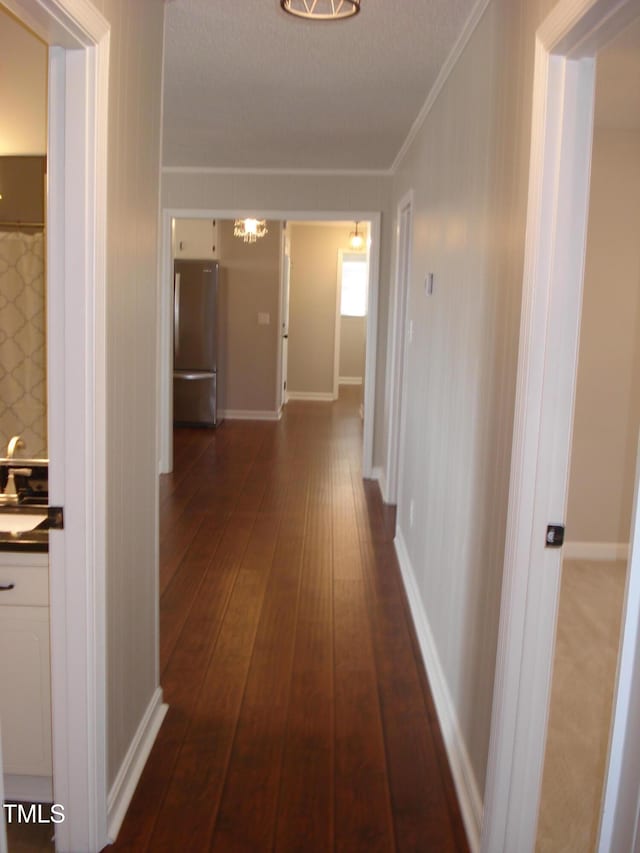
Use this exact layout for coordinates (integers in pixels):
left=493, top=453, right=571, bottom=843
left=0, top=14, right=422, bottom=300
left=0, top=606, right=52, bottom=776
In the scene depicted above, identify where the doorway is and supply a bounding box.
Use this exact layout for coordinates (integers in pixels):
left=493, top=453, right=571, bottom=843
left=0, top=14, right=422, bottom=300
left=0, top=1, right=110, bottom=850
left=0, top=25, right=49, bottom=844
left=283, top=221, right=370, bottom=410
left=535, top=20, right=640, bottom=849
left=385, top=190, right=413, bottom=505
left=482, top=1, right=640, bottom=851
left=0, top=10, right=47, bottom=458
left=335, top=248, right=368, bottom=408
left=159, top=209, right=381, bottom=480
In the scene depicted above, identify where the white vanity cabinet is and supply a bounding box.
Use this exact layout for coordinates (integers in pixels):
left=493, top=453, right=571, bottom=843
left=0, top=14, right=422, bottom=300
left=0, top=552, right=52, bottom=801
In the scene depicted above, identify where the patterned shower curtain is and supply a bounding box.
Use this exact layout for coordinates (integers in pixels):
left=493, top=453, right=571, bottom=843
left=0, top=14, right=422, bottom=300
left=0, top=230, right=47, bottom=458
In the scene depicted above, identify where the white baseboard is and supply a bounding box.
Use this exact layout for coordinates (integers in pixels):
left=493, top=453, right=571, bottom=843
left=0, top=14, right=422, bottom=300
left=107, top=687, right=168, bottom=842
left=394, top=528, right=482, bottom=852
left=4, top=774, right=52, bottom=803
left=371, top=466, right=390, bottom=504
left=286, top=391, right=335, bottom=402
left=220, top=409, right=282, bottom=421
left=563, top=541, right=629, bottom=561
left=339, top=376, right=363, bottom=385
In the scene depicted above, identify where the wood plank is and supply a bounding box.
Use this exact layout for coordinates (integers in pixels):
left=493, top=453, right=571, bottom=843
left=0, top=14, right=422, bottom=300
left=111, top=511, right=258, bottom=852
left=209, top=467, right=308, bottom=851
left=111, top=388, right=470, bottom=853
left=159, top=512, right=225, bottom=668
left=332, top=463, right=396, bottom=853
left=274, top=466, right=335, bottom=853
left=144, top=509, right=284, bottom=852
left=355, top=474, right=470, bottom=852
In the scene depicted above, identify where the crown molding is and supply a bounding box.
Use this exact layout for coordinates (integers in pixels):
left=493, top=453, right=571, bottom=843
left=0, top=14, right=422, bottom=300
left=389, top=0, right=492, bottom=173
left=162, top=165, right=393, bottom=177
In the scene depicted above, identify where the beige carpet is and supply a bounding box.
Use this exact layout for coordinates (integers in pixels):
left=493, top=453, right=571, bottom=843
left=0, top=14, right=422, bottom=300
left=536, top=558, right=627, bottom=853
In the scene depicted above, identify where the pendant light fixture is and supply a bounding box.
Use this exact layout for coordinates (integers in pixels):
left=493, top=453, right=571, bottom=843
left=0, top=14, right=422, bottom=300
left=234, top=218, right=268, bottom=244
left=280, top=0, right=361, bottom=21
left=349, top=221, right=365, bottom=251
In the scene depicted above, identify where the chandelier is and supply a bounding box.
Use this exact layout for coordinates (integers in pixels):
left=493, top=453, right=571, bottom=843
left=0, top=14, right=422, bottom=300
left=280, top=0, right=361, bottom=21
left=233, top=218, right=268, bottom=243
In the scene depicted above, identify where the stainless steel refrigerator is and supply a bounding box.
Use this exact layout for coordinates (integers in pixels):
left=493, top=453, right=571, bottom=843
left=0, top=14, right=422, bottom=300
left=173, top=259, right=219, bottom=427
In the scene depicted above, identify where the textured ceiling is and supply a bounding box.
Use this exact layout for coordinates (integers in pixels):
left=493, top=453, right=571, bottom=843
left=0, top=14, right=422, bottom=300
left=162, top=0, right=477, bottom=171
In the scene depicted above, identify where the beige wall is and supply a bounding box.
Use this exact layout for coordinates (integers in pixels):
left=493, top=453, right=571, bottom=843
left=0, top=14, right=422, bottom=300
left=390, top=0, right=558, bottom=799
left=161, top=172, right=391, bottom=460
left=339, top=316, right=366, bottom=380
left=90, top=0, right=165, bottom=787
left=566, top=129, right=640, bottom=544
left=217, top=219, right=281, bottom=413
left=288, top=223, right=352, bottom=395
left=0, top=8, right=46, bottom=155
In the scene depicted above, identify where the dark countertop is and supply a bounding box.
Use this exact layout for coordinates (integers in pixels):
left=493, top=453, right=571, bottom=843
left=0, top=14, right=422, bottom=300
left=0, top=505, right=49, bottom=553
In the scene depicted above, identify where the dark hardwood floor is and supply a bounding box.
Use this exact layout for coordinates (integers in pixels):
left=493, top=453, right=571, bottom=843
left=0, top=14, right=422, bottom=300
left=109, top=387, right=469, bottom=853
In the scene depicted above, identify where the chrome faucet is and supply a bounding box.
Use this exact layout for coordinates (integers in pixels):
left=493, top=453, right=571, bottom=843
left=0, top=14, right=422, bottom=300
left=7, top=435, right=25, bottom=459
left=0, top=470, right=18, bottom=504
left=1, top=436, right=27, bottom=504
left=0, top=465, right=33, bottom=505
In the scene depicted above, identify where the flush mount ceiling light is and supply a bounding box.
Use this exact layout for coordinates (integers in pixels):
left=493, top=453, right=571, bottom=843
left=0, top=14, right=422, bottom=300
left=234, top=218, right=268, bottom=243
left=349, top=222, right=365, bottom=250
left=280, top=0, right=361, bottom=21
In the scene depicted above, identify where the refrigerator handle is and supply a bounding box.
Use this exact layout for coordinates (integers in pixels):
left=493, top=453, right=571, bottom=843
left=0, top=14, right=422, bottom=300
left=174, top=272, right=181, bottom=358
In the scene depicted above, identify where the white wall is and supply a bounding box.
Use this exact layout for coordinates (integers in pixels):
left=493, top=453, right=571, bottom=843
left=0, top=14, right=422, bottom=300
left=390, top=0, right=559, bottom=806
left=90, top=0, right=165, bottom=787
left=566, top=128, right=640, bottom=545
left=0, top=7, right=46, bottom=155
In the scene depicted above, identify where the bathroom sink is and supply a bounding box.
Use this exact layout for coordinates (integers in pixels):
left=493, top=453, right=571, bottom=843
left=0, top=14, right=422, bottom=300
left=0, top=511, right=48, bottom=534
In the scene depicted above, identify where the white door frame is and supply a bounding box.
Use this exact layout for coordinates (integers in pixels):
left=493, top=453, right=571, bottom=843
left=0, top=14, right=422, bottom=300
left=159, top=208, right=381, bottom=478
left=1, top=1, right=110, bottom=850
left=334, top=251, right=344, bottom=402
left=384, top=189, right=413, bottom=505
left=482, top=1, right=640, bottom=852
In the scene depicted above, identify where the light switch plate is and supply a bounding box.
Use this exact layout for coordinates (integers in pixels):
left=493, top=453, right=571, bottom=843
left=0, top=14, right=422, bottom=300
left=425, top=273, right=434, bottom=295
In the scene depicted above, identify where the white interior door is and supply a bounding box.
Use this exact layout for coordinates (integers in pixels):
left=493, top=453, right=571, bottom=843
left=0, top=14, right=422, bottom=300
left=386, top=191, right=413, bottom=505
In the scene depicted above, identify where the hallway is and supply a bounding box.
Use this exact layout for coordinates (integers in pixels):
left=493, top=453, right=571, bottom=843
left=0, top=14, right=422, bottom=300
left=110, top=388, right=469, bottom=852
